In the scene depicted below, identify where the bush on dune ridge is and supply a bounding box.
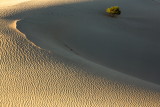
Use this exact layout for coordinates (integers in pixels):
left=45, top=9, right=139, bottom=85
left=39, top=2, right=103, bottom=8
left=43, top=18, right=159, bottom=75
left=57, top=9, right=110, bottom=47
left=106, top=6, right=121, bottom=17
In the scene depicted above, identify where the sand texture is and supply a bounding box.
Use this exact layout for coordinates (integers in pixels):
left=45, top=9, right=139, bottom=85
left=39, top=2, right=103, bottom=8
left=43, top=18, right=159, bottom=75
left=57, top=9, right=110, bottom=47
left=1, top=0, right=160, bottom=107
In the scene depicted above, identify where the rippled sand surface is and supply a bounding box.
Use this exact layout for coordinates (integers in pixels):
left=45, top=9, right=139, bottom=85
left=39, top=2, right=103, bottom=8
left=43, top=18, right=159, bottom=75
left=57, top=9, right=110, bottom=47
left=1, top=0, right=160, bottom=107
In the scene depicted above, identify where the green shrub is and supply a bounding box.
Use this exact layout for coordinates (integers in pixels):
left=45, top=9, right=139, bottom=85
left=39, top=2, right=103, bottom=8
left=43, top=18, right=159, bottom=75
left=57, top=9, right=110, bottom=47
left=106, top=6, right=121, bottom=17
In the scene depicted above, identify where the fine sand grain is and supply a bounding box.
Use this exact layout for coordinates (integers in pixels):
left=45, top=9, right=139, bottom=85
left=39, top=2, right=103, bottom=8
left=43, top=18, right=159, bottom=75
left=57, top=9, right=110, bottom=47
left=1, top=0, right=160, bottom=107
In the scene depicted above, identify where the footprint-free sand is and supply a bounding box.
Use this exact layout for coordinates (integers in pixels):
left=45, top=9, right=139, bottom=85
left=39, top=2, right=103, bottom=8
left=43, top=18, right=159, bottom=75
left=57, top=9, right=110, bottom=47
left=1, top=0, right=160, bottom=107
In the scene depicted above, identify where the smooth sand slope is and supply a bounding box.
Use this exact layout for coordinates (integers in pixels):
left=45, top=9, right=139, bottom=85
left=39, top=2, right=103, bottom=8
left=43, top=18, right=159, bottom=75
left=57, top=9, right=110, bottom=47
left=16, top=0, right=160, bottom=85
left=1, top=0, right=160, bottom=107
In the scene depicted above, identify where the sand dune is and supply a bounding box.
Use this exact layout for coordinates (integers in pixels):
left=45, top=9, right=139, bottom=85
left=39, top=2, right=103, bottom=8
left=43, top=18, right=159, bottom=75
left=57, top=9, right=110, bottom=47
left=1, top=0, right=160, bottom=107
left=16, top=0, right=160, bottom=85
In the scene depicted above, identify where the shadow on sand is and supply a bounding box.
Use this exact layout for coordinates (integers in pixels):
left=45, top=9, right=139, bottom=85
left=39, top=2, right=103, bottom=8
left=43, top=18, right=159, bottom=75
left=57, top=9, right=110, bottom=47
left=6, top=0, right=160, bottom=85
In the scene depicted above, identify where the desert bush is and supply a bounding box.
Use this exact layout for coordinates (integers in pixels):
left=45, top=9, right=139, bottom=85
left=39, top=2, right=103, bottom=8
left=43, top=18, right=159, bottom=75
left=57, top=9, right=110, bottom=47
left=106, top=6, right=121, bottom=17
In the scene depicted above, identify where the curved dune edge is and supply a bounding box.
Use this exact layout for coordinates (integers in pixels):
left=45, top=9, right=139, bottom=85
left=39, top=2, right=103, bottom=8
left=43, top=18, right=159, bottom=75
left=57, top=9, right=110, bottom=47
left=15, top=0, right=160, bottom=84
left=14, top=18, right=160, bottom=89
left=1, top=0, right=160, bottom=107
left=15, top=17, right=160, bottom=89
